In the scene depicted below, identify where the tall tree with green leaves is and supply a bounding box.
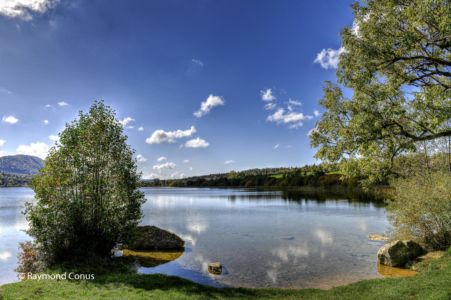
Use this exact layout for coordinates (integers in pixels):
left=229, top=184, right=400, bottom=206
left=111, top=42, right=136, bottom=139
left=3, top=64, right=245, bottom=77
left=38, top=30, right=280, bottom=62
left=26, top=101, right=145, bottom=262
left=310, top=0, right=450, bottom=184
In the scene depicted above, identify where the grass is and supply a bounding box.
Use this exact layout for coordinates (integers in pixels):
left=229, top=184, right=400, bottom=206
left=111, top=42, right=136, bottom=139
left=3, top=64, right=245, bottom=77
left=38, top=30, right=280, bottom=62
left=269, top=174, right=284, bottom=179
left=326, top=171, right=344, bottom=175
left=1, top=248, right=450, bottom=300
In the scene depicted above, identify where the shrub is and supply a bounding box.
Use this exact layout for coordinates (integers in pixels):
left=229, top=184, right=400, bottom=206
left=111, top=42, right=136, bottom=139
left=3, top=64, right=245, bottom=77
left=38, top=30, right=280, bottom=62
left=25, top=101, right=145, bottom=263
left=15, top=241, right=45, bottom=276
left=388, top=171, right=451, bottom=251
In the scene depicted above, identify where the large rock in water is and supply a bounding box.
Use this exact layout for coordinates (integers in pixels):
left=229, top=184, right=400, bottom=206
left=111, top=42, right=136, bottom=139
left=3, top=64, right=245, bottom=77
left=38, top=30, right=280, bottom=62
left=377, top=240, right=425, bottom=267
left=126, top=226, right=184, bottom=251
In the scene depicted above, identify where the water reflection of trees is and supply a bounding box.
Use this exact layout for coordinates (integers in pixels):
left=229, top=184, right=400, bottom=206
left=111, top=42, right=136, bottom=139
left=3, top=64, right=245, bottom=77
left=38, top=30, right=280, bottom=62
left=225, top=187, right=386, bottom=208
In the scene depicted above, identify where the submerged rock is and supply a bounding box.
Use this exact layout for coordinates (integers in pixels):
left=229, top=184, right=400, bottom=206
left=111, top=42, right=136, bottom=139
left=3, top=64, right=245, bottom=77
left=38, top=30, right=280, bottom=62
left=122, top=249, right=183, bottom=267
left=126, top=226, right=185, bottom=251
left=377, top=240, right=424, bottom=267
left=377, top=263, right=417, bottom=278
left=208, top=262, right=222, bottom=275
left=368, top=233, right=389, bottom=241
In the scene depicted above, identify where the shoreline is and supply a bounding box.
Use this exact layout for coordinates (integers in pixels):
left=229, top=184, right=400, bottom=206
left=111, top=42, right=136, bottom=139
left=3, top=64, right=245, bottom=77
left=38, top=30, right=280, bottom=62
left=1, top=248, right=449, bottom=299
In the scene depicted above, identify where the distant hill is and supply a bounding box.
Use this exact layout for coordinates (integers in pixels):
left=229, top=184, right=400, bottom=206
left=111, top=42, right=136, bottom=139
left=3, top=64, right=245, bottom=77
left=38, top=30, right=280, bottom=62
left=0, top=155, right=44, bottom=175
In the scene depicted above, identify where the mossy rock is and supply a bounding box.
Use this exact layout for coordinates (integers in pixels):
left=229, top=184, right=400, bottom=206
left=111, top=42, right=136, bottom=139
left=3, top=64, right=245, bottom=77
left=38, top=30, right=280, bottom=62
left=377, top=240, right=424, bottom=267
left=126, top=226, right=184, bottom=251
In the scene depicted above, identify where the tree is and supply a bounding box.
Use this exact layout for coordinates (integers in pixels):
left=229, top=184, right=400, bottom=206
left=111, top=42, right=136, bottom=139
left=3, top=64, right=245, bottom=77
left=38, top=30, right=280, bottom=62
left=310, top=0, right=450, bottom=183
left=26, top=101, right=145, bottom=263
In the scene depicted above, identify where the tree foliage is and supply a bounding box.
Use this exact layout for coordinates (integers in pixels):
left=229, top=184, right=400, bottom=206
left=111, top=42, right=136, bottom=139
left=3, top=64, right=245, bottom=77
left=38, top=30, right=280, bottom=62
left=26, top=101, right=145, bottom=262
left=310, top=0, right=451, bottom=182
left=0, top=173, right=33, bottom=187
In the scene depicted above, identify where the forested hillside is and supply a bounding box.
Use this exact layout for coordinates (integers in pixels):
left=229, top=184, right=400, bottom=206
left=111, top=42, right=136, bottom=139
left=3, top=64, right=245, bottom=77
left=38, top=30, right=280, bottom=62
left=0, top=155, right=44, bottom=175
left=0, top=155, right=44, bottom=187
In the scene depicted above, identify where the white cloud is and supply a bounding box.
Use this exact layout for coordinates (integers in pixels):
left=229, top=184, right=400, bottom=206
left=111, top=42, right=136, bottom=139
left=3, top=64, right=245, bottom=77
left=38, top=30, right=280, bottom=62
left=153, top=161, right=176, bottom=170
left=193, top=94, right=225, bottom=118
left=138, top=126, right=144, bottom=131
left=142, top=172, right=160, bottom=180
left=313, top=110, right=321, bottom=117
left=119, top=117, right=135, bottom=127
left=0, top=87, right=12, bottom=94
left=43, top=119, right=49, bottom=125
left=273, top=144, right=280, bottom=149
left=287, top=99, right=303, bottom=111
left=57, top=101, right=69, bottom=107
left=48, top=134, right=59, bottom=142
left=288, top=99, right=302, bottom=106
left=267, top=108, right=313, bottom=129
left=136, top=154, right=147, bottom=162
left=0, top=0, right=58, bottom=21
left=264, top=102, right=276, bottom=110
left=170, top=171, right=185, bottom=179
left=224, top=160, right=235, bottom=164
left=0, top=139, right=6, bottom=147
left=314, top=47, right=345, bottom=69
left=191, top=58, right=204, bottom=67
left=2, top=115, right=19, bottom=124
left=183, top=159, right=190, bottom=163
left=16, top=142, right=49, bottom=159
left=184, top=137, right=209, bottom=148
left=261, top=89, right=276, bottom=101
left=146, top=126, right=196, bottom=144
left=157, top=156, right=167, bottom=162
left=45, top=104, right=52, bottom=108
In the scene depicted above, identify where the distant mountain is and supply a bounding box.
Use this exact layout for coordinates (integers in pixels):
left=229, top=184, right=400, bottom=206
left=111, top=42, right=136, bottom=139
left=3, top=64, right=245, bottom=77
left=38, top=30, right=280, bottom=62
left=0, top=155, right=44, bottom=175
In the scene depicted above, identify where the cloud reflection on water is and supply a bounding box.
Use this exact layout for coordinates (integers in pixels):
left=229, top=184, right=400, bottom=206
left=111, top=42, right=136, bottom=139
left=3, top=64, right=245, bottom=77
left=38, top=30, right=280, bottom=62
left=313, top=229, right=333, bottom=246
left=0, top=251, right=12, bottom=261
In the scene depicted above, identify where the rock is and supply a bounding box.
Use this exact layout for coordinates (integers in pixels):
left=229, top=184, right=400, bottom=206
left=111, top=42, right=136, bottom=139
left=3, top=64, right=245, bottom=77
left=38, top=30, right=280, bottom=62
left=112, top=249, right=124, bottom=257
left=126, top=226, right=184, bottom=251
left=368, top=233, right=389, bottom=241
left=377, top=240, right=425, bottom=267
left=111, top=244, right=124, bottom=257
left=208, top=262, right=222, bottom=275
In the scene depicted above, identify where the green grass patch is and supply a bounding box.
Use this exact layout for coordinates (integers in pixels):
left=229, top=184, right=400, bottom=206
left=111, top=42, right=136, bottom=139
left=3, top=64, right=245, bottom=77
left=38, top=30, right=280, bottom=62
left=269, top=173, right=284, bottom=179
left=1, top=248, right=450, bottom=299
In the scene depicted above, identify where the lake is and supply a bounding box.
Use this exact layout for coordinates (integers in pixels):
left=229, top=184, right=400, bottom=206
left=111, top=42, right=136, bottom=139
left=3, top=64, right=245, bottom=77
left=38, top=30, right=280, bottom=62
left=0, top=187, right=389, bottom=288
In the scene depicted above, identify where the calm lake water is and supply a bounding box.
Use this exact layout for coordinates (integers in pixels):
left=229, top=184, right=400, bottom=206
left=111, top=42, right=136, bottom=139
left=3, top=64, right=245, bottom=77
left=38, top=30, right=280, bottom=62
left=0, top=187, right=389, bottom=288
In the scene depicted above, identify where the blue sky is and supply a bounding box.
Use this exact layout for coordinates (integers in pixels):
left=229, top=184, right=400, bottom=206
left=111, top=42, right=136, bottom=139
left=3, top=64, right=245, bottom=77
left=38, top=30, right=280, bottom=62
left=0, top=0, right=355, bottom=179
